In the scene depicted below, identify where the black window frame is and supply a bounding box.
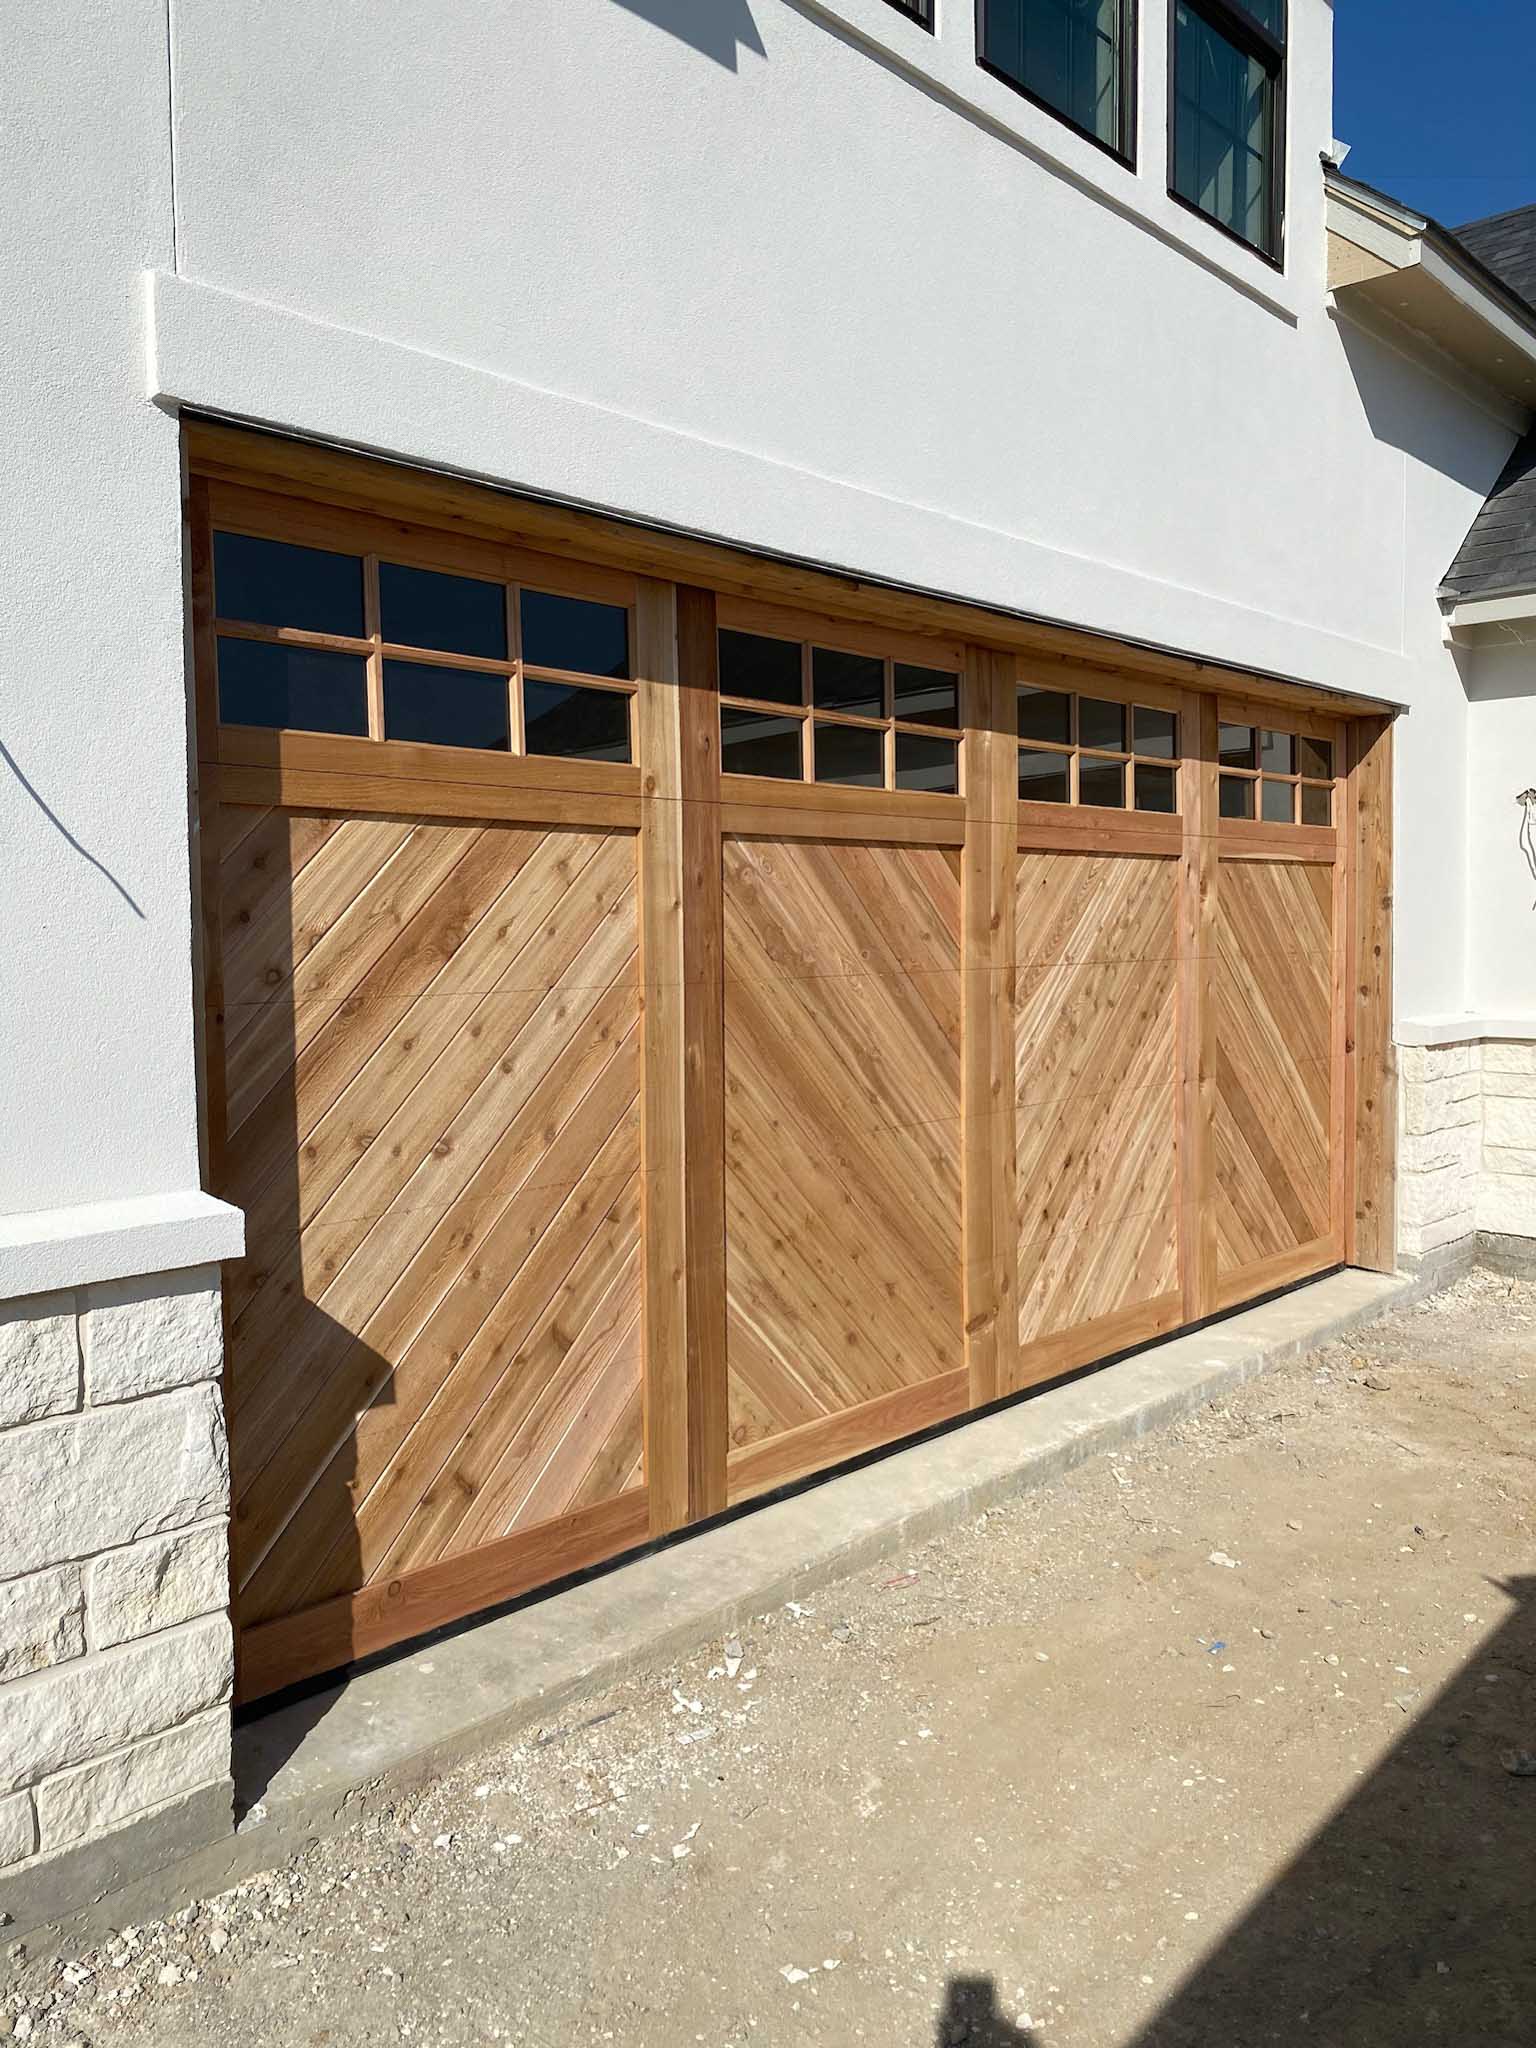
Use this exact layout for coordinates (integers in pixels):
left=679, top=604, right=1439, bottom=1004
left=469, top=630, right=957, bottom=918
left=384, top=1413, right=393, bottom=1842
left=882, top=0, right=935, bottom=27
left=1167, top=0, right=1286, bottom=268
left=976, top=0, right=1139, bottom=169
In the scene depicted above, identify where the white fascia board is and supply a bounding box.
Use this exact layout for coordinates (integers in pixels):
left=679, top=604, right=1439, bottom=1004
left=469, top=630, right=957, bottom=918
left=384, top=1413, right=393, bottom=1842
left=1324, top=184, right=1426, bottom=266
left=1445, top=593, right=1536, bottom=630
left=0, top=1189, right=245, bottom=1300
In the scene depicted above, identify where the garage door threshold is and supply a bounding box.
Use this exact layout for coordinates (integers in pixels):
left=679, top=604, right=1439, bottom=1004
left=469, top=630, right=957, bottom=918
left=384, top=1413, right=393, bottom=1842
left=229, top=1267, right=1439, bottom=1855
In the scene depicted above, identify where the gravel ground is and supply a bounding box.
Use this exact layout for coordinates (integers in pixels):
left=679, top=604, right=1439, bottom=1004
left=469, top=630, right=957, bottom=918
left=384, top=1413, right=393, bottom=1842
left=5, top=1265, right=1536, bottom=2047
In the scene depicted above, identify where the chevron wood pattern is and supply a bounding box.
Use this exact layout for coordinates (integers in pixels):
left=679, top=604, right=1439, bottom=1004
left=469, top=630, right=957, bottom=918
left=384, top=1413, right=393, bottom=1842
left=1213, top=859, right=1334, bottom=1281
left=1015, top=852, right=1181, bottom=1357
left=215, top=806, right=643, bottom=1635
left=721, top=837, right=964, bottom=1458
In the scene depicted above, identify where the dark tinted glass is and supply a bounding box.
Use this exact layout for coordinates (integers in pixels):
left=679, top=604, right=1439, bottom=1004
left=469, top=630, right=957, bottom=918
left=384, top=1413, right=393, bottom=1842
left=524, top=680, right=631, bottom=761
left=213, top=532, right=364, bottom=637
left=379, top=563, right=507, bottom=661
left=811, top=647, right=883, bottom=718
left=1079, top=697, right=1127, bottom=752
left=892, top=664, right=959, bottom=727
left=1301, top=782, right=1332, bottom=827
left=1219, top=722, right=1256, bottom=769
left=1079, top=757, right=1126, bottom=808
left=1135, top=764, right=1178, bottom=813
left=217, top=638, right=368, bottom=735
left=1172, top=4, right=1274, bottom=255
left=1133, top=706, right=1179, bottom=758
left=1260, top=777, right=1295, bottom=824
left=1259, top=728, right=1293, bottom=774
left=895, top=732, right=959, bottom=793
left=720, top=706, right=803, bottom=780
left=1018, top=687, right=1072, bottom=745
left=981, top=0, right=1126, bottom=151
left=1297, top=734, right=1334, bottom=780
left=813, top=722, right=883, bottom=787
left=1018, top=748, right=1070, bottom=803
left=719, top=630, right=803, bottom=706
left=383, top=661, right=509, bottom=752
left=1240, top=0, right=1285, bottom=38
left=1219, top=774, right=1256, bottom=819
left=520, top=591, right=629, bottom=678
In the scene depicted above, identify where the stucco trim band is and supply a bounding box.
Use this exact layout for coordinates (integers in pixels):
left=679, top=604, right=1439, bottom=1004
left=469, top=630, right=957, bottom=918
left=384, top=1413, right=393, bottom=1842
left=0, top=1191, right=245, bottom=1300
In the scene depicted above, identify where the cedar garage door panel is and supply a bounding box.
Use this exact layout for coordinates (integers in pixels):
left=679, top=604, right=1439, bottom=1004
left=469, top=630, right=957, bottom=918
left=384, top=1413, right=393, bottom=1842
left=722, top=837, right=964, bottom=1459
left=221, top=808, right=643, bottom=1634
left=1015, top=851, right=1181, bottom=1359
left=1213, top=859, right=1335, bottom=1283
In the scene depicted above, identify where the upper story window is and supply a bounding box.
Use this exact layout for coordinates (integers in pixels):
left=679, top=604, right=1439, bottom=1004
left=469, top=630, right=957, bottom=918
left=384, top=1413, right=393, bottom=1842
left=977, top=0, right=1136, bottom=163
left=882, top=0, right=934, bottom=25
left=1170, top=0, right=1285, bottom=261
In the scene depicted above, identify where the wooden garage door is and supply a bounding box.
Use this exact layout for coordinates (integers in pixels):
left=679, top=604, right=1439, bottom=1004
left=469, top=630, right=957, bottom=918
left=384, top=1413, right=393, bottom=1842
left=190, top=435, right=1392, bottom=1701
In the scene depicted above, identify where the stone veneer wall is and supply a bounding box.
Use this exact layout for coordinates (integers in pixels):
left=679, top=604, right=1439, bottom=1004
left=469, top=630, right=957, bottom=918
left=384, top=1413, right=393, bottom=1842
left=0, top=1266, right=232, bottom=1881
left=1397, top=1037, right=1536, bottom=1260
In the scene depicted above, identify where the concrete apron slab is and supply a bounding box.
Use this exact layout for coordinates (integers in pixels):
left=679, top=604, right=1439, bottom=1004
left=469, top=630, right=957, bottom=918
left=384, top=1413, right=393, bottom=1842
left=7, top=1263, right=1441, bottom=1953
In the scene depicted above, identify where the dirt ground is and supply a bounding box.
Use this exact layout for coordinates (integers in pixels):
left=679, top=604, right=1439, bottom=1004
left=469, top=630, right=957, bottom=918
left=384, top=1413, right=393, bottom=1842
left=6, top=1264, right=1536, bottom=2047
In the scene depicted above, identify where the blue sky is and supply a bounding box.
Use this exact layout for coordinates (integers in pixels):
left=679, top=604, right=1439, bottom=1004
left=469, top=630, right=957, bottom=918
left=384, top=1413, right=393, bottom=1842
left=1333, top=1, right=1536, bottom=228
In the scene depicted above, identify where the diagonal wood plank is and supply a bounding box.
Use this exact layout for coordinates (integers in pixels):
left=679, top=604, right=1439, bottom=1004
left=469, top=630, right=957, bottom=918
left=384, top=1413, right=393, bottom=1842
left=1015, top=853, right=1180, bottom=1353
left=722, top=837, right=964, bottom=1454
left=1213, top=860, right=1334, bottom=1280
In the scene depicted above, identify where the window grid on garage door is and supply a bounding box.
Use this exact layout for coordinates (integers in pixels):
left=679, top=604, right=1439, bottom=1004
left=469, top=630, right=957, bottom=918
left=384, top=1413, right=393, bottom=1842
left=717, top=624, right=964, bottom=795
left=211, top=528, right=638, bottom=763
left=1018, top=682, right=1183, bottom=814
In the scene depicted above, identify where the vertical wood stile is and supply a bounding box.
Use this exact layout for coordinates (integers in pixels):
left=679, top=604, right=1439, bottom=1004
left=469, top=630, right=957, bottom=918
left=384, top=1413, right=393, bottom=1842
left=1177, top=690, right=1219, bottom=1320
left=1347, top=715, right=1396, bottom=1271
left=185, top=473, right=242, bottom=1690
left=961, top=648, right=1019, bottom=1406
left=1329, top=715, right=1352, bottom=1260
left=637, top=579, right=729, bottom=1534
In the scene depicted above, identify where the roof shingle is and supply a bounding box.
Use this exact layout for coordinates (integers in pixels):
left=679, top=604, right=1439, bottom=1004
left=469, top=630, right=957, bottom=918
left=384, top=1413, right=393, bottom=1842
left=1453, top=204, right=1536, bottom=314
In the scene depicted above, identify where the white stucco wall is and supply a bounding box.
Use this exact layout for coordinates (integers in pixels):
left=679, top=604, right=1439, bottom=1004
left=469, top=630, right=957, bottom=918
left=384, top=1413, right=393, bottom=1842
left=1465, top=643, right=1536, bottom=1018
left=0, top=2, right=202, bottom=1228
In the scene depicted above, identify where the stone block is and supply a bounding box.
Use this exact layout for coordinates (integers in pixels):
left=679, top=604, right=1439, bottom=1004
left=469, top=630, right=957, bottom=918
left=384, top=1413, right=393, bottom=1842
left=0, top=1382, right=227, bottom=1581
left=1400, top=1209, right=1476, bottom=1259
left=1482, top=1040, right=1536, bottom=1075
left=0, top=1565, right=85, bottom=1683
left=81, top=1268, right=222, bottom=1405
left=34, top=1710, right=229, bottom=1852
left=1483, top=1144, right=1536, bottom=1179
left=1398, top=1124, right=1481, bottom=1177
left=0, top=1790, right=35, bottom=1870
left=1481, top=1070, right=1536, bottom=1100
left=1398, top=1041, right=1477, bottom=1084
left=0, top=1614, right=231, bottom=1795
left=1485, top=1095, right=1536, bottom=1150
left=1398, top=1164, right=1475, bottom=1230
left=1402, top=1078, right=1481, bottom=1137
left=88, top=1522, right=228, bottom=1650
left=1479, top=1175, right=1536, bottom=1238
left=0, top=1293, right=79, bottom=1428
